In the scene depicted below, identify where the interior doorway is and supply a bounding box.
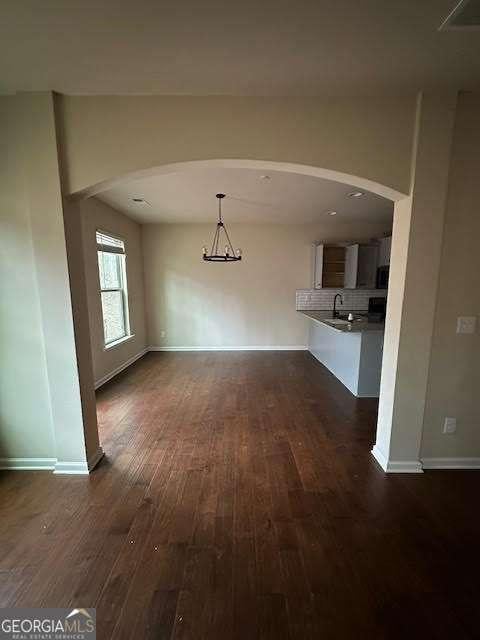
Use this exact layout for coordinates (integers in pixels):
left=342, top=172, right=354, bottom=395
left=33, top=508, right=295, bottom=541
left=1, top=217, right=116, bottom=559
left=66, top=158, right=406, bottom=474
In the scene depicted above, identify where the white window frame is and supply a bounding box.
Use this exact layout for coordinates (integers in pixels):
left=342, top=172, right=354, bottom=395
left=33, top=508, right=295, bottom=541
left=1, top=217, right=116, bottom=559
left=96, top=230, right=133, bottom=349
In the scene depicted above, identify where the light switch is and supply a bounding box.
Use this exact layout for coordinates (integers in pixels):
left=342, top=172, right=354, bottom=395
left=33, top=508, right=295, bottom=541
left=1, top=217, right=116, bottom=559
left=443, top=417, right=457, bottom=434
left=456, top=316, right=477, bottom=334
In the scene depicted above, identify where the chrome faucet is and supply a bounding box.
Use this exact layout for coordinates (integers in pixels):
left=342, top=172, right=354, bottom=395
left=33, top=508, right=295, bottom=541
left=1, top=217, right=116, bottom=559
left=333, top=293, right=343, bottom=318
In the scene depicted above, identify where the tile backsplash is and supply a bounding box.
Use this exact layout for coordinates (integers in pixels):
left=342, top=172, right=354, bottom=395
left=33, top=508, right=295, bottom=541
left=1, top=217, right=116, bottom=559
left=296, top=288, right=386, bottom=311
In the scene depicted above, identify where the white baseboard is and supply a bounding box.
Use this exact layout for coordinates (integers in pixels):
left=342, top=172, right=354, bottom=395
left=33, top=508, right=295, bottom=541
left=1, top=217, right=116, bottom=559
left=421, top=457, right=480, bottom=470
left=148, top=345, right=308, bottom=352
left=371, top=445, right=388, bottom=471
left=386, top=460, right=423, bottom=473
left=355, top=393, right=380, bottom=398
left=371, top=445, right=423, bottom=473
left=0, top=457, right=56, bottom=471
left=54, top=446, right=105, bottom=475
left=95, top=348, right=148, bottom=389
left=54, top=460, right=89, bottom=475
left=1, top=447, right=105, bottom=476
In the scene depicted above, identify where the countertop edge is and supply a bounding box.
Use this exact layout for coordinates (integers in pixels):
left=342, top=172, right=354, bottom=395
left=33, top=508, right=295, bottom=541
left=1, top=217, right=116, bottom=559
left=298, top=310, right=385, bottom=333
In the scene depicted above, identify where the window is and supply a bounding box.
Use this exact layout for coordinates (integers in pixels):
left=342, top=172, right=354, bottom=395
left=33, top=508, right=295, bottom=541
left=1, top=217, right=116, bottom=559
left=96, top=231, right=131, bottom=347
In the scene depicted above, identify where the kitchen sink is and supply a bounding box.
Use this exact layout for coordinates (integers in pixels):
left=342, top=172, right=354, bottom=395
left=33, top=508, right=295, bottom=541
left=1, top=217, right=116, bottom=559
left=335, top=313, right=366, bottom=321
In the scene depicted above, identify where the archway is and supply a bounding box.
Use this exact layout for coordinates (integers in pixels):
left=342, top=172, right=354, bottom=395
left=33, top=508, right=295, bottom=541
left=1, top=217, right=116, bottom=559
left=72, top=158, right=406, bottom=203
left=67, top=157, right=409, bottom=474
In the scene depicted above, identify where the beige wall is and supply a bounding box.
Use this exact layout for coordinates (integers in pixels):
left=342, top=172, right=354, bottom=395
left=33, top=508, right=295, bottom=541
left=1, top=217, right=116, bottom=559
left=142, top=221, right=390, bottom=349
left=0, top=92, right=98, bottom=469
left=57, top=95, right=416, bottom=197
left=79, top=197, right=147, bottom=385
left=0, top=97, right=55, bottom=460
left=421, top=93, right=480, bottom=460
left=373, top=93, right=458, bottom=471
left=374, top=196, right=413, bottom=463
left=18, top=93, right=99, bottom=468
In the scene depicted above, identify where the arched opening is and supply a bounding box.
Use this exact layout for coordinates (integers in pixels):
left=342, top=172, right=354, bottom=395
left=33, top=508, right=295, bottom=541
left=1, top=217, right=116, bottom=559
left=72, top=158, right=407, bottom=202
left=67, top=158, right=408, bottom=472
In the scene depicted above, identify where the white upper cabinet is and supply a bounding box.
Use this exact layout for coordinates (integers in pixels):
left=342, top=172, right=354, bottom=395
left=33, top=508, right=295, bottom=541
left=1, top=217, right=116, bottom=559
left=378, top=235, right=392, bottom=266
left=344, top=244, right=359, bottom=289
left=313, top=244, right=324, bottom=289
left=343, top=244, right=378, bottom=289
left=357, top=245, right=378, bottom=288
left=313, top=240, right=385, bottom=289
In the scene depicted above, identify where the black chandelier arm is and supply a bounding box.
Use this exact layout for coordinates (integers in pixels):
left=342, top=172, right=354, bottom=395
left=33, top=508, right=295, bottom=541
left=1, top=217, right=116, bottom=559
left=210, top=223, right=221, bottom=257
left=215, top=224, right=222, bottom=255
left=222, top=223, right=237, bottom=257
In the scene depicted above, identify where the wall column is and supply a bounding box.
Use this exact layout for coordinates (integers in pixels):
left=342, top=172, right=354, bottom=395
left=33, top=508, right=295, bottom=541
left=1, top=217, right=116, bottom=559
left=17, top=92, right=101, bottom=473
left=373, top=92, right=458, bottom=472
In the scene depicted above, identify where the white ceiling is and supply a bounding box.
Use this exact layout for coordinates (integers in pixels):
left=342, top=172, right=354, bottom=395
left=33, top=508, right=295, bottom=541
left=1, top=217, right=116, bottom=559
left=96, top=167, right=394, bottom=225
left=1, top=0, right=480, bottom=95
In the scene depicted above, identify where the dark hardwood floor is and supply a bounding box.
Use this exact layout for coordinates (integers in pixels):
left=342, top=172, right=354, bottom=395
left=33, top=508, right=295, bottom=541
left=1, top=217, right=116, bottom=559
left=1, top=351, right=480, bottom=639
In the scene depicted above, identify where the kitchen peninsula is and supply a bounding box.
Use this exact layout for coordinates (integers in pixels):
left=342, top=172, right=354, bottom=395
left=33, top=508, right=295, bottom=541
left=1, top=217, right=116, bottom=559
left=300, top=310, right=385, bottom=397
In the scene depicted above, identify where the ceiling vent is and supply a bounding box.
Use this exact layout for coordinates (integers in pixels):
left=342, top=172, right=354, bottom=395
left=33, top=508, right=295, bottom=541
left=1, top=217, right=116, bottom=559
left=439, top=0, right=480, bottom=30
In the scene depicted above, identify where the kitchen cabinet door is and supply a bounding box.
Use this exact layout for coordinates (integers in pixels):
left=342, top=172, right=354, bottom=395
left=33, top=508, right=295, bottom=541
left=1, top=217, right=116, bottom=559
left=357, top=245, right=378, bottom=288
left=378, top=236, right=392, bottom=266
left=313, top=244, right=324, bottom=289
left=344, top=244, right=359, bottom=288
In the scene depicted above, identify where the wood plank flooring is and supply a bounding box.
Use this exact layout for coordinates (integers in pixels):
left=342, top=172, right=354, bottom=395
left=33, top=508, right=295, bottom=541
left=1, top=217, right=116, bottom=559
left=1, top=351, right=480, bottom=639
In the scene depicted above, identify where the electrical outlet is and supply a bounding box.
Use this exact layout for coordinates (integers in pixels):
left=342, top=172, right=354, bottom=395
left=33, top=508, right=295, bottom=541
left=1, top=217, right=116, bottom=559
left=456, top=316, right=477, bottom=334
left=443, top=417, right=457, bottom=435
left=160, top=331, right=166, bottom=339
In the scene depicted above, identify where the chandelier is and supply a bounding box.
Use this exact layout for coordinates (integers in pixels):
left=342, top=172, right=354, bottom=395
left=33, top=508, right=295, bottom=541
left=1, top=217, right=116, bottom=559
left=202, top=193, right=242, bottom=262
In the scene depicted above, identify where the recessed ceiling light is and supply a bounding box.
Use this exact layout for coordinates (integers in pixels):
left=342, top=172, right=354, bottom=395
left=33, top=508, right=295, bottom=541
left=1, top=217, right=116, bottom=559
left=260, top=175, right=271, bottom=180
left=348, top=190, right=365, bottom=198
left=326, top=210, right=338, bottom=216
left=131, top=197, right=150, bottom=205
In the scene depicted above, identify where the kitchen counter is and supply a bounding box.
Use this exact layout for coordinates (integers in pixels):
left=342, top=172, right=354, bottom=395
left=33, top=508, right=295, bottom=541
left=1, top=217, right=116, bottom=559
left=301, top=310, right=385, bottom=397
left=299, top=310, right=385, bottom=332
